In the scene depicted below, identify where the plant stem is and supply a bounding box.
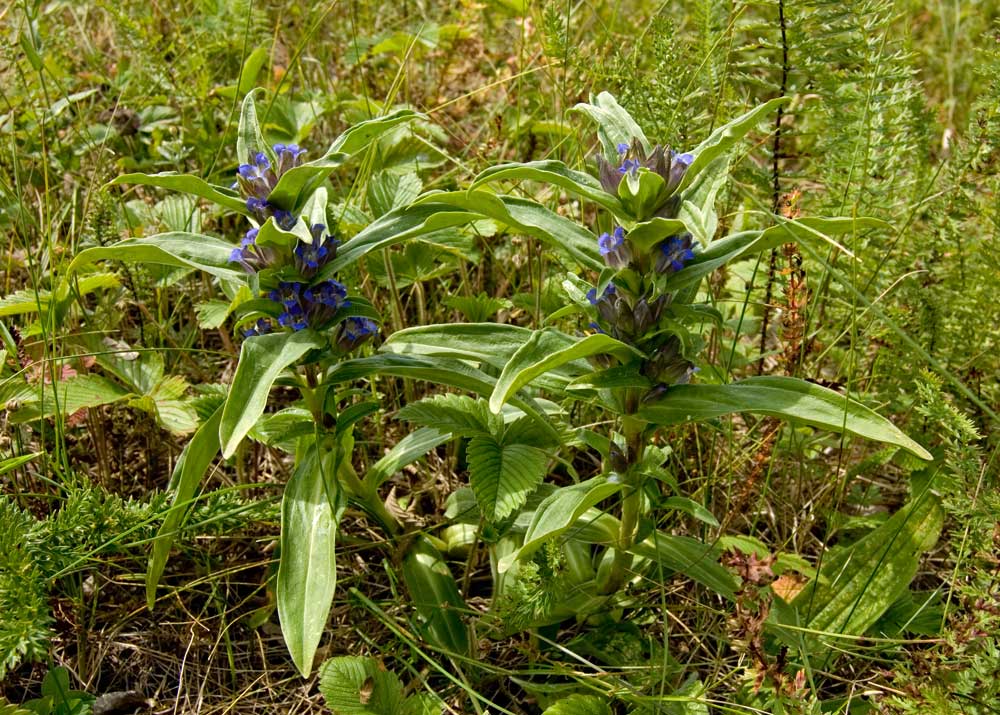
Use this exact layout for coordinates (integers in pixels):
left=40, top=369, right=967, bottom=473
left=599, top=414, right=646, bottom=594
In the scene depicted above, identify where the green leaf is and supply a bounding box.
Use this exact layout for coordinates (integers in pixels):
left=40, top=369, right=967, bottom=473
left=637, top=375, right=931, bottom=460
left=70, top=232, right=247, bottom=283
left=367, top=171, right=422, bottom=217
left=401, top=536, right=470, bottom=655
left=573, top=91, right=650, bottom=157
left=678, top=97, right=790, bottom=194
left=788, top=492, right=944, bottom=650
left=414, top=190, right=603, bottom=272
left=662, top=496, right=720, bottom=528
left=490, top=329, right=640, bottom=413
left=626, top=217, right=690, bottom=253
left=237, top=47, right=269, bottom=96
left=6, top=375, right=131, bottom=423
left=278, top=442, right=346, bottom=677
left=442, top=292, right=512, bottom=322
left=499, top=476, right=623, bottom=572
left=630, top=533, right=738, bottom=600
left=467, top=437, right=548, bottom=522
left=677, top=155, right=730, bottom=246
left=542, top=695, right=612, bottom=715
left=397, top=393, right=500, bottom=439
left=219, top=330, right=324, bottom=458
left=268, top=109, right=420, bottom=212
left=318, top=656, right=406, bottom=715
left=108, top=172, right=248, bottom=215
left=471, top=160, right=624, bottom=214
left=663, top=216, right=890, bottom=292
left=364, top=427, right=452, bottom=490
left=318, top=202, right=477, bottom=279
left=146, top=406, right=223, bottom=609
left=237, top=88, right=271, bottom=167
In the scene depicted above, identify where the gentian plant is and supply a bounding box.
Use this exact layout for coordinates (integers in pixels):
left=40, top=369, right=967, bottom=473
left=69, top=90, right=477, bottom=676
left=366, top=93, right=932, bottom=631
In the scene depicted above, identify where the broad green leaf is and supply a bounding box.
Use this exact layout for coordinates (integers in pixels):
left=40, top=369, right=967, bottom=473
left=70, top=233, right=247, bottom=283
left=364, top=426, right=451, bottom=490
left=499, top=476, right=623, bottom=572
left=237, top=47, right=269, bottom=96
left=542, top=695, right=612, bottom=715
left=471, top=160, right=624, bottom=214
left=566, top=364, right=654, bottom=391
left=678, top=97, right=790, bottom=194
left=573, top=91, right=650, bottom=157
left=237, top=88, right=271, bottom=167
left=638, top=375, right=931, bottom=460
left=663, top=216, right=891, bottom=292
left=401, top=536, right=470, bottom=655
left=630, top=532, right=738, bottom=600
left=146, top=406, right=222, bottom=609
left=318, top=655, right=405, bottom=715
left=219, top=330, right=324, bottom=458
left=788, top=492, right=943, bottom=650
left=414, top=190, right=603, bottom=272
left=268, top=109, right=420, bottom=211
left=397, top=393, right=500, bottom=439
left=317, top=202, right=477, bottom=279
left=108, top=173, right=248, bottom=215
left=490, top=329, right=640, bottom=413
left=626, top=217, right=690, bottom=253
left=467, top=437, right=548, bottom=522
left=278, top=442, right=346, bottom=677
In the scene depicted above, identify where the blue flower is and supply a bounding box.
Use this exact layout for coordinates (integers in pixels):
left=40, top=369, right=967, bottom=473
left=616, top=142, right=629, bottom=155
left=597, top=226, right=632, bottom=269
left=243, top=318, right=274, bottom=338
left=587, top=282, right=616, bottom=306
left=618, top=158, right=641, bottom=176
left=656, top=233, right=695, bottom=274
left=228, top=227, right=275, bottom=273
left=336, top=317, right=379, bottom=352
left=294, top=224, right=340, bottom=277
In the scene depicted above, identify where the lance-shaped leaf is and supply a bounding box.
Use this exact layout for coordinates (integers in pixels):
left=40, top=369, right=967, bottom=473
left=237, top=88, right=272, bottom=167
left=471, top=160, right=624, bottom=214
left=490, top=329, right=641, bottom=413
left=219, top=330, right=324, bottom=458
left=267, top=109, right=421, bottom=211
left=664, top=216, right=891, bottom=291
left=498, top=476, right=623, bottom=573
left=415, top=190, right=603, bottom=271
left=573, top=91, right=651, bottom=157
left=401, top=536, right=471, bottom=655
left=542, top=695, right=612, bottom=715
left=364, top=426, right=452, bottom=490
left=630, top=532, right=738, bottom=600
left=788, top=491, right=943, bottom=651
left=637, top=376, right=931, bottom=460
left=317, top=202, right=477, bottom=279
left=147, top=405, right=222, bottom=609
left=70, top=232, right=248, bottom=284
left=108, top=173, right=249, bottom=215
left=677, top=96, right=790, bottom=194
left=277, top=442, right=346, bottom=676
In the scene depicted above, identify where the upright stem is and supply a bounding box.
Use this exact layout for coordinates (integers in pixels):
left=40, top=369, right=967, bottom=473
left=599, top=414, right=647, bottom=594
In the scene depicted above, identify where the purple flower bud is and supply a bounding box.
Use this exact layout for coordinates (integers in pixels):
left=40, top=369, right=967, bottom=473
left=336, top=317, right=378, bottom=352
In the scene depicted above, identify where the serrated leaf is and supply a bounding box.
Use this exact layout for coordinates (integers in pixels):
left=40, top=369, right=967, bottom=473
left=638, top=376, right=931, bottom=460
left=318, top=656, right=405, bottom=715
left=219, top=330, right=324, bottom=458
left=397, top=393, right=500, bottom=439
left=367, top=171, right=422, bottom=217
left=467, top=437, right=548, bottom=522
left=542, top=694, right=612, bottom=715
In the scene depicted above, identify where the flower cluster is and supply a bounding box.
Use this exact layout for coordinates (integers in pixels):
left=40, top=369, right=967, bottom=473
left=335, top=317, right=379, bottom=353
left=267, top=279, right=349, bottom=332
left=596, top=141, right=694, bottom=221
left=588, top=284, right=668, bottom=343
left=236, top=144, right=306, bottom=225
